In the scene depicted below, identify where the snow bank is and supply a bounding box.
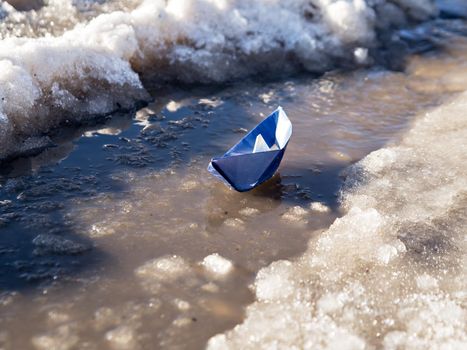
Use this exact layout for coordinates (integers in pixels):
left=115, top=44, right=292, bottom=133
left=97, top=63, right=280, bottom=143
left=207, top=91, right=467, bottom=349
left=0, top=0, right=437, bottom=160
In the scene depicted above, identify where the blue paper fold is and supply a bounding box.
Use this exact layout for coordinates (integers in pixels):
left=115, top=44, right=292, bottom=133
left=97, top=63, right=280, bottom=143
left=208, top=106, right=292, bottom=192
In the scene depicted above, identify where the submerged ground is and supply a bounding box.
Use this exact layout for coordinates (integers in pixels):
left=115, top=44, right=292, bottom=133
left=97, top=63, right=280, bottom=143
left=0, top=23, right=466, bottom=349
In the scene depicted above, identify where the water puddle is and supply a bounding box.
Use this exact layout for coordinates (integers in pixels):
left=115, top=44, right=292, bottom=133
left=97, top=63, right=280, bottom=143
left=1, top=33, right=467, bottom=349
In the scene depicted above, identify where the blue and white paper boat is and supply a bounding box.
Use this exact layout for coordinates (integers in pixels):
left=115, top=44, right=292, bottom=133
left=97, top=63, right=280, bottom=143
left=208, top=106, right=292, bottom=192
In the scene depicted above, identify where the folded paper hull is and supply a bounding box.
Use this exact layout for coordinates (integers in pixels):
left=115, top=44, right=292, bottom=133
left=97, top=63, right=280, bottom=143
left=208, top=107, right=292, bottom=192
left=211, top=149, right=285, bottom=192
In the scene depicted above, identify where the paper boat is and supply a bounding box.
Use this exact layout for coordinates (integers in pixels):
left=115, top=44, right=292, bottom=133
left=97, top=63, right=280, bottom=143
left=208, top=106, right=292, bottom=192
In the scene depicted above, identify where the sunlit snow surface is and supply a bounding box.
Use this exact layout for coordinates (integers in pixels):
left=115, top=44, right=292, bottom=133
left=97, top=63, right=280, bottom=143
left=0, top=0, right=438, bottom=160
left=208, top=92, right=467, bottom=350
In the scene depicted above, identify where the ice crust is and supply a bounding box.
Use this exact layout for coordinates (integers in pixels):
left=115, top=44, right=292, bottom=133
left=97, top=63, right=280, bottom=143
left=207, top=92, right=467, bottom=349
left=0, top=0, right=437, bottom=160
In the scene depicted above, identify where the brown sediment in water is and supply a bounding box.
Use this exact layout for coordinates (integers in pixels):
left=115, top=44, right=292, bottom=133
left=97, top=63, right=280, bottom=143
left=0, top=35, right=467, bottom=349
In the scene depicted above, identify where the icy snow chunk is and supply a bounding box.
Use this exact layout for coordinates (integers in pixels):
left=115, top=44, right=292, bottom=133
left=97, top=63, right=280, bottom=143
left=202, top=254, right=233, bottom=278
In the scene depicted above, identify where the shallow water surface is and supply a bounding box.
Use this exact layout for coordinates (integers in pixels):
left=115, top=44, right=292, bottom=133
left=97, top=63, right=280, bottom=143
left=1, top=36, right=467, bottom=349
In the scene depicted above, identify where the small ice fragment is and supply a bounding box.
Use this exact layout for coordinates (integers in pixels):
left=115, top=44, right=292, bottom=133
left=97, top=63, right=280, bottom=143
left=223, top=218, right=245, bottom=229
left=199, top=98, right=222, bottom=108
left=354, top=47, right=368, bottom=64
left=376, top=244, right=399, bottom=265
left=89, top=223, right=115, bottom=238
left=47, top=310, right=70, bottom=325
left=173, top=299, right=191, bottom=311
left=93, top=127, right=122, bottom=136
left=94, top=307, right=117, bottom=331
left=393, top=239, right=407, bottom=253
left=147, top=298, right=162, bottom=310
left=317, top=292, right=345, bottom=314
left=281, top=206, right=308, bottom=224
left=239, top=207, right=260, bottom=217
left=310, top=202, right=330, bottom=213
left=135, top=255, right=189, bottom=283
left=259, top=91, right=274, bottom=103
left=32, top=325, right=79, bottom=350
left=105, top=325, right=136, bottom=349
left=202, top=254, right=233, bottom=277
left=173, top=317, right=192, bottom=327
left=180, top=180, right=199, bottom=191
left=253, top=134, right=270, bottom=153
left=166, top=100, right=182, bottom=112
left=376, top=240, right=406, bottom=265
left=201, top=282, right=220, bottom=293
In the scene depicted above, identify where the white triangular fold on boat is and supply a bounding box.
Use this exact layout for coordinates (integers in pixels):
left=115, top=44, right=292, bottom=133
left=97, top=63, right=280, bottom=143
left=253, top=134, right=270, bottom=153
left=275, top=106, right=292, bottom=149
